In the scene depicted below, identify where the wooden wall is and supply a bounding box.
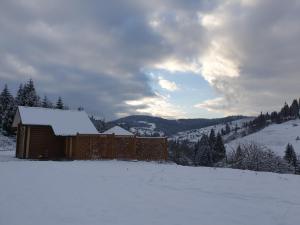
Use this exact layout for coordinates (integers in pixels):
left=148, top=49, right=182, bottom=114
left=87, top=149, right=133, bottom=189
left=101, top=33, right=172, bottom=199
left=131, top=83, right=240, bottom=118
left=29, top=126, right=65, bottom=159
left=16, top=125, right=65, bottom=159
left=16, top=124, right=26, bottom=158
left=136, top=137, right=168, bottom=161
left=16, top=127, right=168, bottom=161
left=71, top=134, right=168, bottom=161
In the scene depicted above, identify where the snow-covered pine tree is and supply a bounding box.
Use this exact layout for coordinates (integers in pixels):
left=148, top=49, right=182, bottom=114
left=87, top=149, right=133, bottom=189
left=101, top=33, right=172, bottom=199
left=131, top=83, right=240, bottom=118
left=213, top=133, right=226, bottom=163
left=0, top=85, right=16, bottom=134
left=56, top=97, right=64, bottom=109
left=284, top=143, right=297, bottom=173
left=234, top=124, right=238, bottom=133
left=235, top=145, right=243, bottom=167
left=22, top=79, right=40, bottom=107
left=221, top=128, right=226, bottom=135
left=42, top=95, right=53, bottom=108
left=15, top=84, right=25, bottom=106
left=209, top=129, right=216, bottom=147
left=281, top=102, right=290, bottom=119
left=290, top=99, right=299, bottom=118
left=195, top=134, right=213, bottom=166
left=225, top=123, right=231, bottom=134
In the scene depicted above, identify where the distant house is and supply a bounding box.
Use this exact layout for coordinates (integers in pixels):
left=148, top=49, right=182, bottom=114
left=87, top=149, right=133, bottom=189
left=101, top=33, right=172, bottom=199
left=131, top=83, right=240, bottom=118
left=12, top=106, right=168, bottom=161
left=102, top=126, right=134, bottom=136
left=12, top=106, right=99, bottom=159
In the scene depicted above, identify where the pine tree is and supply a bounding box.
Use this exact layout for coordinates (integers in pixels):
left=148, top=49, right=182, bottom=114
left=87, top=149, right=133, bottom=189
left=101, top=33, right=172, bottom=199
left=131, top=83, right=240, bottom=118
left=234, top=124, right=238, bottom=133
left=281, top=102, right=290, bottom=119
left=270, top=111, right=278, bottom=123
left=42, top=95, right=53, bottom=108
left=56, top=97, right=64, bottom=109
left=209, top=129, right=216, bottom=147
left=195, top=134, right=213, bottom=166
left=290, top=99, right=299, bottom=118
left=284, top=144, right=297, bottom=172
left=23, top=79, right=40, bottom=107
left=0, top=85, right=16, bottom=134
left=235, top=145, right=243, bottom=162
left=221, top=128, right=226, bottom=136
left=225, top=123, right=231, bottom=134
left=213, top=133, right=226, bottom=163
left=15, top=84, right=25, bottom=106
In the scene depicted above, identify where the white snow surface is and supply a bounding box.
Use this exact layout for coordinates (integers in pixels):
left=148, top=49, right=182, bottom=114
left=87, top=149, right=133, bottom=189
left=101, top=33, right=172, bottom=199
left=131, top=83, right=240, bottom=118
left=12, top=106, right=99, bottom=136
left=102, top=125, right=134, bottom=136
left=0, top=135, right=15, bottom=152
left=1, top=151, right=300, bottom=225
left=226, top=119, right=300, bottom=156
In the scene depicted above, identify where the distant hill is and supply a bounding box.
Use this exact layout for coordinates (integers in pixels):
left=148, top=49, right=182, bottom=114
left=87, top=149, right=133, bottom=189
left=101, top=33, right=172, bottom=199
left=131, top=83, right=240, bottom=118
left=106, top=115, right=247, bottom=136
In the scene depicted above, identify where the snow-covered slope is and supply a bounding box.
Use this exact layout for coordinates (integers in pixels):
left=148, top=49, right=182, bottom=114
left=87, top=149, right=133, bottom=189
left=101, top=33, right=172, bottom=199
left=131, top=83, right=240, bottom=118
left=171, top=118, right=253, bottom=143
left=226, top=119, right=300, bottom=156
left=129, top=120, right=165, bottom=136
left=0, top=151, right=300, bottom=225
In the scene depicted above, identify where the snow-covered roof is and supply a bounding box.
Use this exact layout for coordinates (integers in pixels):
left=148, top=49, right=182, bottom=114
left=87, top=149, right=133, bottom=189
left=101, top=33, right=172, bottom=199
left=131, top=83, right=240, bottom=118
left=102, top=126, right=134, bottom=136
left=12, top=106, right=99, bottom=136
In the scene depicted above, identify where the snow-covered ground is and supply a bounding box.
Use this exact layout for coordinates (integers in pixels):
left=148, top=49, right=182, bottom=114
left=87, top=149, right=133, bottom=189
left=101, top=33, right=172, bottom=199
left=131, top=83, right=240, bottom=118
left=1, top=151, right=300, bottom=225
left=0, top=134, right=16, bottom=152
left=171, top=118, right=253, bottom=143
left=226, top=119, right=300, bottom=156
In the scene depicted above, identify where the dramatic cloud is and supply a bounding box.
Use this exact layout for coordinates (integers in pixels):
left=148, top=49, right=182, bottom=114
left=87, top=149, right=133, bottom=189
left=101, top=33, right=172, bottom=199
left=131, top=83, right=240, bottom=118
left=1, top=0, right=300, bottom=119
left=125, top=93, right=185, bottom=118
left=195, top=0, right=300, bottom=115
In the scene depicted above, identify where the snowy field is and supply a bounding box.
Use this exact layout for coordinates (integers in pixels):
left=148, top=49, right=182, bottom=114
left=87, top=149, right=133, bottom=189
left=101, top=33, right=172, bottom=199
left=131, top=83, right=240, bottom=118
left=227, top=119, right=300, bottom=156
left=1, top=151, right=300, bottom=225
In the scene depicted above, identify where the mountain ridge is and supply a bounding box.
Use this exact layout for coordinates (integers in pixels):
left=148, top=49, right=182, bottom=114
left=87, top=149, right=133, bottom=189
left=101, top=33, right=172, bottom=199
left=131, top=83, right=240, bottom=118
left=106, top=114, right=248, bottom=136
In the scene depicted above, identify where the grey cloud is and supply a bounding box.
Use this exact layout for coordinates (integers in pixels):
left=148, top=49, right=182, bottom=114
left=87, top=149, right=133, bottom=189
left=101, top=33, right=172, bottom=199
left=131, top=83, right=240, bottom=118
left=196, top=0, right=300, bottom=115
left=0, top=0, right=173, bottom=119
left=2, top=0, right=297, bottom=119
left=0, top=0, right=216, bottom=119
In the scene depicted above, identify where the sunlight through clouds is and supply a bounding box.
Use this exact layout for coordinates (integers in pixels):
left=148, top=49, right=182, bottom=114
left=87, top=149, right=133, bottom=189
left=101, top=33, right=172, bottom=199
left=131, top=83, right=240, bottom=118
left=125, top=93, right=185, bottom=118
left=200, top=39, right=240, bottom=84
left=158, top=76, right=179, bottom=91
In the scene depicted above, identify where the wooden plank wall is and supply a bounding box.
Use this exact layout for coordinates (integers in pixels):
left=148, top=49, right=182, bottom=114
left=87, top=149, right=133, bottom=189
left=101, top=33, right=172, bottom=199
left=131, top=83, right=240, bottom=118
left=136, top=137, right=168, bottom=161
left=28, top=126, right=65, bottom=159
left=72, top=134, right=168, bottom=161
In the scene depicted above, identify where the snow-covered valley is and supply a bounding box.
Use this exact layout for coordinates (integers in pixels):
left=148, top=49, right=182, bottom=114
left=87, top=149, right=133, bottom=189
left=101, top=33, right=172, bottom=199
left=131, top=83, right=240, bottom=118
left=1, top=150, right=300, bottom=225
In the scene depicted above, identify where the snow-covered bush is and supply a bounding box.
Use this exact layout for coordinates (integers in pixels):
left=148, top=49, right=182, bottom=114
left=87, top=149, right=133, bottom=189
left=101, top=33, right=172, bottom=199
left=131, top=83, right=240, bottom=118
left=227, top=142, right=292, bottom=173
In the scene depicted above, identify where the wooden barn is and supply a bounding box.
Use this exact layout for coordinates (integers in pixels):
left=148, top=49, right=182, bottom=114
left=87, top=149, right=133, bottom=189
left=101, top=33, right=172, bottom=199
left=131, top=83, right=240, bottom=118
left=12, top=106, right=168, bottom=161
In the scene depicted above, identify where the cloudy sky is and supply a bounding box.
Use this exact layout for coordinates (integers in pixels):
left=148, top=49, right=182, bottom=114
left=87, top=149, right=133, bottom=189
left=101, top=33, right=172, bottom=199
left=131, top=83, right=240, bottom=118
left=1, top=0, right=300, bottom=120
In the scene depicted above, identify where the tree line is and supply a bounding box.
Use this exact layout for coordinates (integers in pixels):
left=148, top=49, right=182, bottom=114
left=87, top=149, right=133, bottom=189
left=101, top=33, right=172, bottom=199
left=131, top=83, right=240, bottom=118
left=169, top=129, right=226, bottom=166
left=245, top=98, right=300, bottom=131
left=0, top=79, right=67, bottom=135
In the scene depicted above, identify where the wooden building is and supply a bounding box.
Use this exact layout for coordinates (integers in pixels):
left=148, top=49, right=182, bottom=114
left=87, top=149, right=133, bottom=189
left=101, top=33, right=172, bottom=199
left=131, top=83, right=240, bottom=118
left=12, top=106, right=168, bottom=161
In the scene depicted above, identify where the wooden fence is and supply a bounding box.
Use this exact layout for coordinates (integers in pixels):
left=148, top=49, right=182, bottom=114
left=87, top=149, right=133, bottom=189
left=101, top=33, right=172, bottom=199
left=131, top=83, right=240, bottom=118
left=70, top=134, right=168, bottom=161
